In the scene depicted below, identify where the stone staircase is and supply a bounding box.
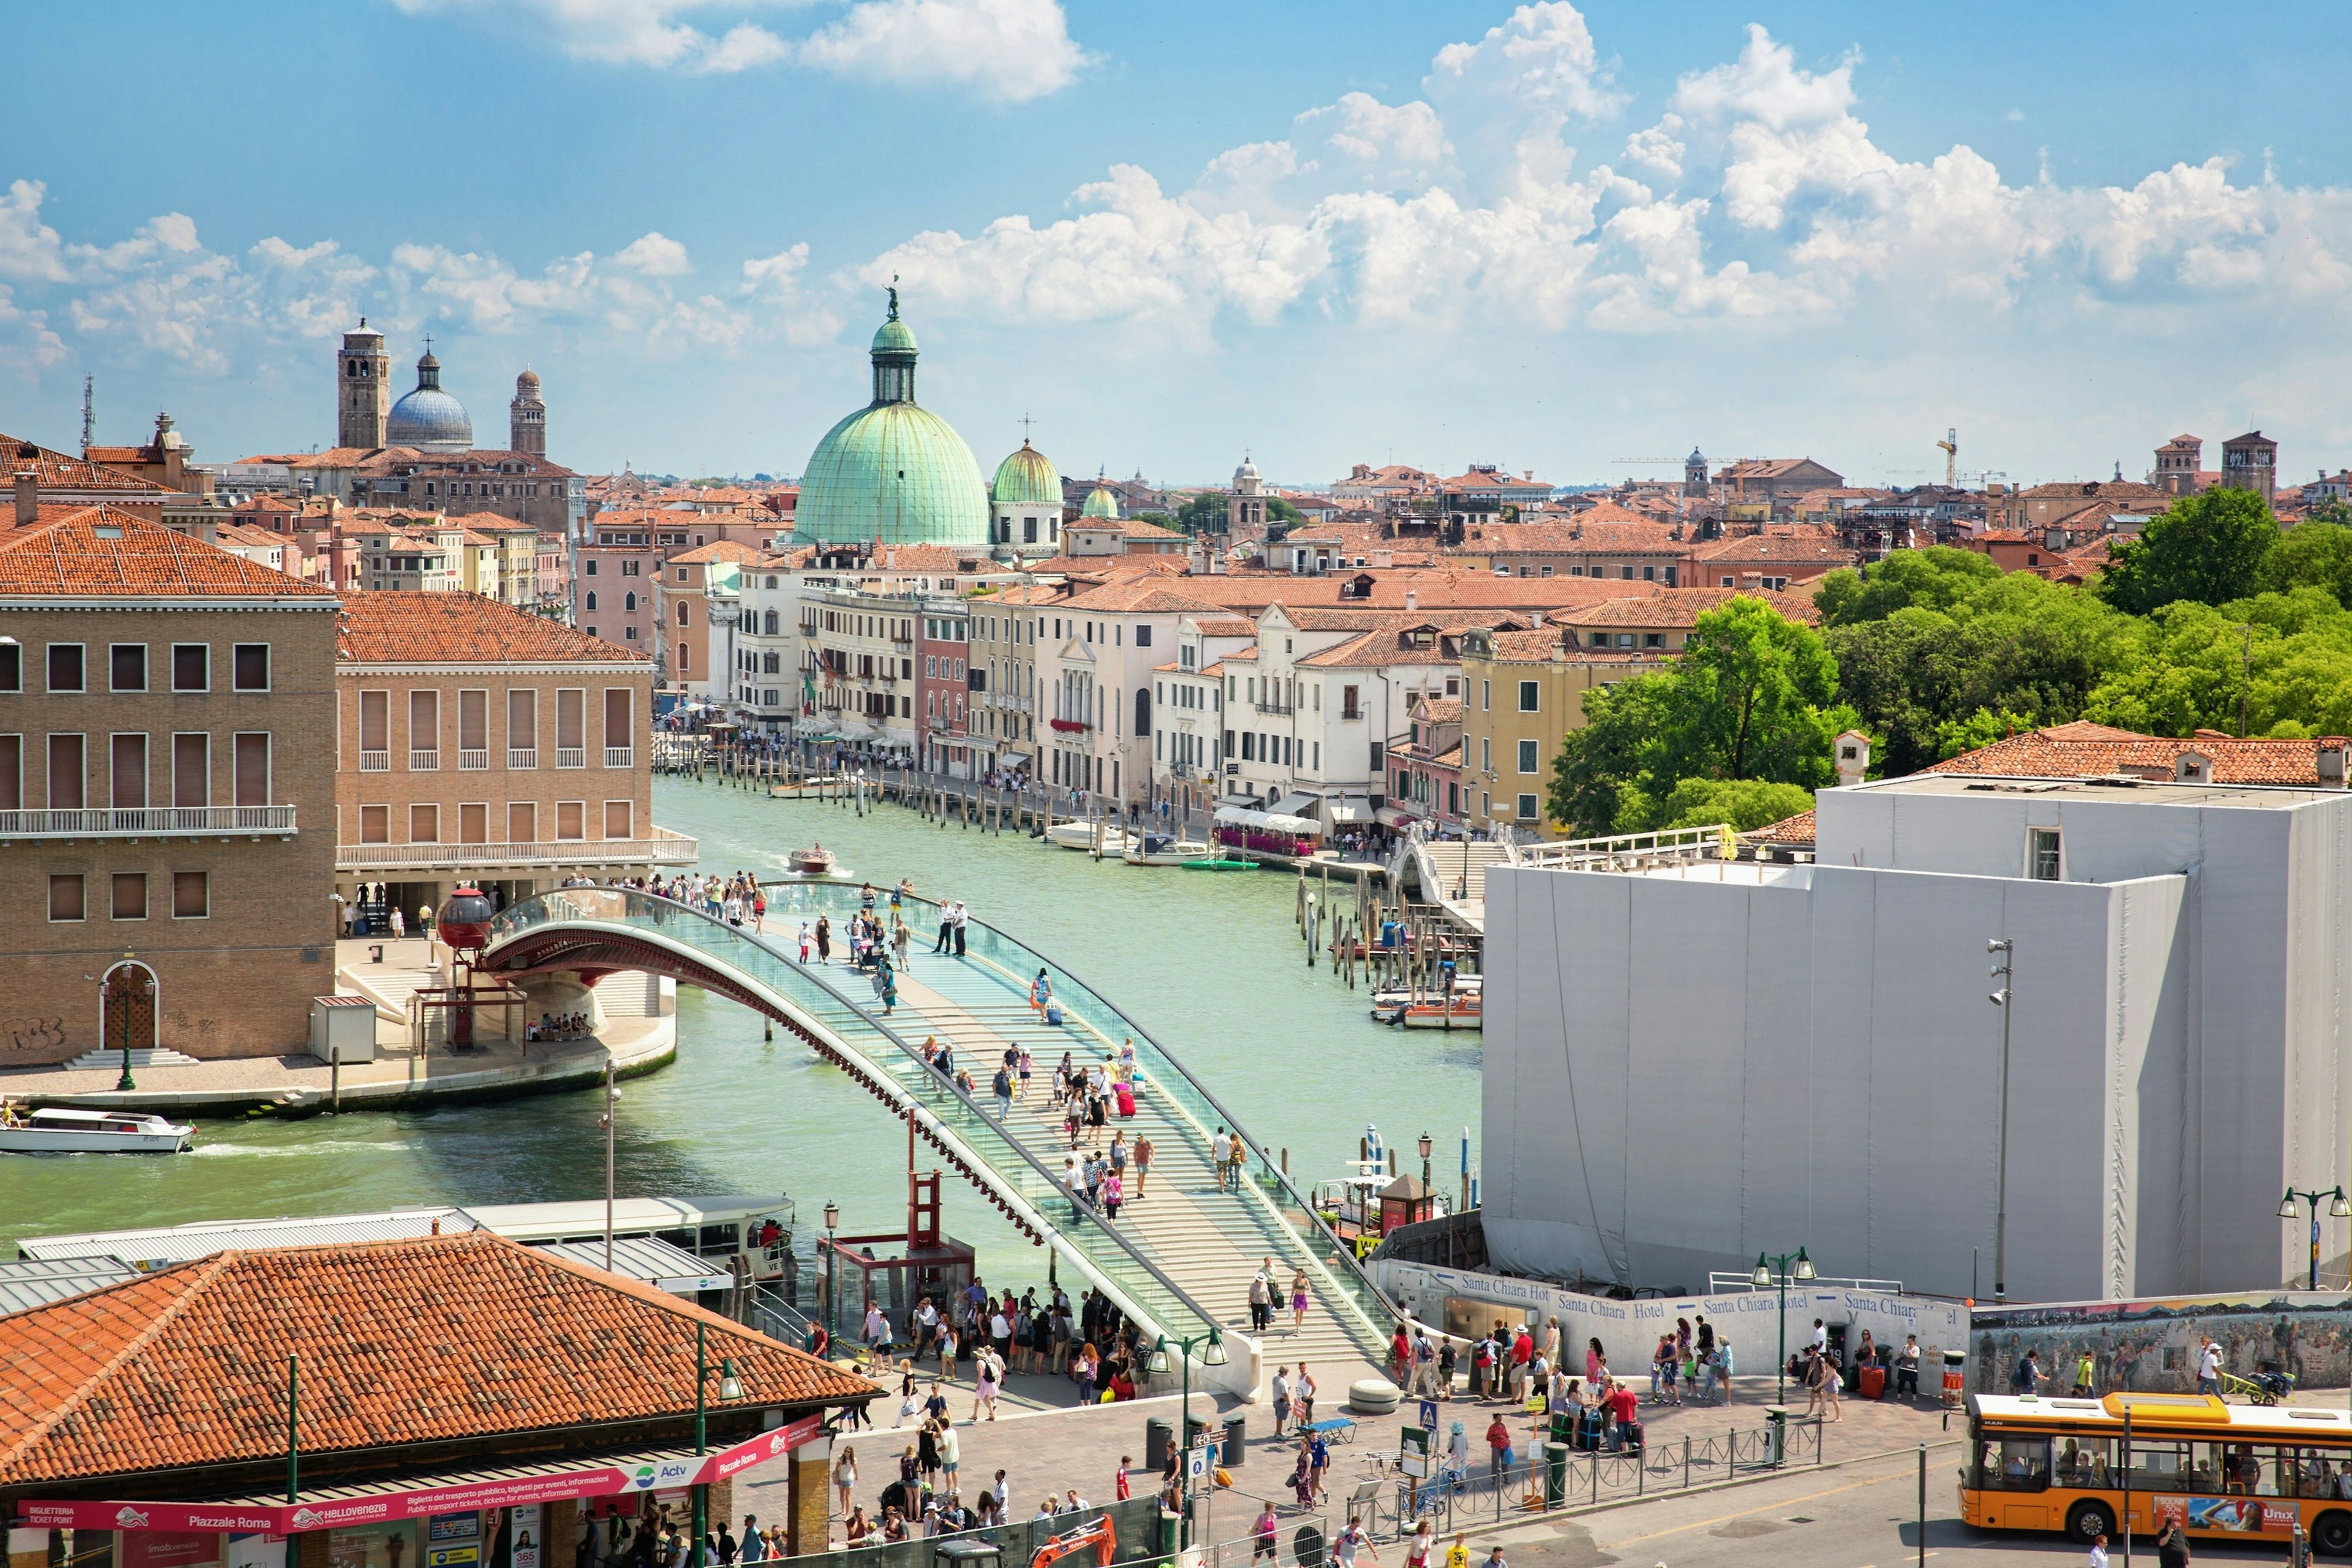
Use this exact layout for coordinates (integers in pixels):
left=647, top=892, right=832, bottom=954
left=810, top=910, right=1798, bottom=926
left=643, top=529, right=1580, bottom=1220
left=62, top=1046, right=200, bottom=1071
left=1411, top=839, right=1515, bottom=933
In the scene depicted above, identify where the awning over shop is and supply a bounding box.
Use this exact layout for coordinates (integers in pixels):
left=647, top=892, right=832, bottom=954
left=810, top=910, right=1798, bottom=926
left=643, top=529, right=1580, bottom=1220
left=17, top=1418, right=824, bottom=1534
left=1376, top=805, right=1423, bottom=829
left=1327, top=796, right=1374, bottom=824
left=1214, top=805, right=1317, bottom=834
left=1270, top=791, right=1319, bottom=818
left=996, top=752, right=1031, bottom=769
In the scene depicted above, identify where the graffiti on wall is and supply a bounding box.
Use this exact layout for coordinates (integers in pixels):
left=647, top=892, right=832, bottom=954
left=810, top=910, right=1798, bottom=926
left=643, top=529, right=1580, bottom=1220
left=1970, top=1294, right=2352, bottom=1395
left=2, top=1016, right=68, bottom=1055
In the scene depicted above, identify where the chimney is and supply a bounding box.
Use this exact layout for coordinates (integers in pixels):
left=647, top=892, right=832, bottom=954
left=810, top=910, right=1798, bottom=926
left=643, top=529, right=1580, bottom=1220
left=1404, top=588, right=1417, bottom=611
left=2174, top=750, right=2212, bottom=784
left=2044, top=526, right=2065, bottom=552
left=1529, top=611, right=1544, bottom=629
left=1834, top=729, right=1870, bottom=789
left=13, top=463, right=36, bottom=527
left=2320, top=737, right=2350, bottom=788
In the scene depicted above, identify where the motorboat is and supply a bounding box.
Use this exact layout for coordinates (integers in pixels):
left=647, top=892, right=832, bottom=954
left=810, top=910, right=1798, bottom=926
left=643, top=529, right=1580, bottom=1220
left=786, top=845, right=840, bottom=877
left=1044, top=821, right=1126, bottom=853
left=769, top=773, right=854, bottom=799
left=1395, top=995, right=1481, bottom=1031
left=1121, top=832, right=1209, bottom=866
left=1371, top=974, right=1482, bottom=1023
left=1180, top=855, right=1256, bottom=871
left=0, top=1104, right=195, bottom=1153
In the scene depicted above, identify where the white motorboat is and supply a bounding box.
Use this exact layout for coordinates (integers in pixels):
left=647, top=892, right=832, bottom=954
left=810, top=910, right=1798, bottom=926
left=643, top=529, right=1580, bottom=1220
left=0, top=1105, right=195, bottom=1153
left=1044, top=821, right=1126, bottom=853
left=1120, top=832, right=1208, bottom=866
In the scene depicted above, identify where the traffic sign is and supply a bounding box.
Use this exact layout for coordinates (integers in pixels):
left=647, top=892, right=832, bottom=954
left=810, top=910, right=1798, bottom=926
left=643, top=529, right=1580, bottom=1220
left=1186, top=1444, right=1215, bottom=1482
left=1418, top=1399, right=1439, bottom=1433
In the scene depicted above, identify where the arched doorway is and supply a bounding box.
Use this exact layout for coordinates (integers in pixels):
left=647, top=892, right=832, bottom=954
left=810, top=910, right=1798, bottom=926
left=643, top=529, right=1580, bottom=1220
left=101, top=960, right=157, bottom=1057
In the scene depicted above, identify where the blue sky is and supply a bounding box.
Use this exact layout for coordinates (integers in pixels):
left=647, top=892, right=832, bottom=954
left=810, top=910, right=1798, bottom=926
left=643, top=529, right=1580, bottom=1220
left=5, top=1, right=2350, bottom=490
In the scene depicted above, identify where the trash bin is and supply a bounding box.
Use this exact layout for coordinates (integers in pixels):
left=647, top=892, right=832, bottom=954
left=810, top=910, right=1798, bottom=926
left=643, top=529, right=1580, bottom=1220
left=935, top=1540, right=1001, bottom=1568
left=1543, top=1441, right=1569, bottom=1509
left=1763, top=1406, right=1788, bottom=1468
left=1157, top=1507, right=1182, bottom=1558
left=1146, top=1415, right=1175, bottom=1473
left=1223, top=1414, right=1248, bottom=1468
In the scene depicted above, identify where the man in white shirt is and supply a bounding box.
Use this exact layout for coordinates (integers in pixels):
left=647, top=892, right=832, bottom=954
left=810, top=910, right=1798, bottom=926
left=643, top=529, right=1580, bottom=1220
left=1212, top=1128, right=1234, bottom=1192
left=914, top=1298, right=940, bottom=1357
left=1065, top=1155, right=1085, bottom=1205
left=1811, top=1320, right=1828, bottom=1355
left=2196, top=1338, right=2223, bottom=1395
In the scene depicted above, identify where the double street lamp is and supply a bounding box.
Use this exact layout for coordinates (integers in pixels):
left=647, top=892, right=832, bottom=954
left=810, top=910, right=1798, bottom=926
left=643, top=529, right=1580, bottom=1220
left=1753, top=1246, right=1817, bottom=1406
left=1148, top=1327, right=1229, bottom=1540
left=2279, top=1185, right=2351, bottom=1291
left=690, top=1318, right=745, bottom=1568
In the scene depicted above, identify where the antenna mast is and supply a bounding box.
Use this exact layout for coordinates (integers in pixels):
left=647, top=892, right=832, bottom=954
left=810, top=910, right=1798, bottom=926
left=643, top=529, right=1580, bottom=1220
left=81, top=375, right=94, bottom=454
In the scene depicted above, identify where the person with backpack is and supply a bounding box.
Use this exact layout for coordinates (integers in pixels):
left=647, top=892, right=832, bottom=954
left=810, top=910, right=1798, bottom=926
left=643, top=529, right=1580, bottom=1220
left=991, top=1064, right=1013, bottom=1120
left=2013, top=1349, right=2043, bottom=1396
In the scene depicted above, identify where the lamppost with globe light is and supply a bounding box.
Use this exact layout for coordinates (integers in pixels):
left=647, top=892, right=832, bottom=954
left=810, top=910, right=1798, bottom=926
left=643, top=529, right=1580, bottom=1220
left=822, top=1201, right=841, bottom=1346
left=2279, top=1185, right=2351, bottom=1291
left=690, top=1319, right=744, bottom=1568
left=1418, top=1131, right=1433, bottom=1199
left=1753, top=1246, right=1816, bottom=1405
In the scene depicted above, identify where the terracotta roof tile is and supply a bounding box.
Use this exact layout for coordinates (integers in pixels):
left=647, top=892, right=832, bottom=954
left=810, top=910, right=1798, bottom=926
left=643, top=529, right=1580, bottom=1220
left=1554, top=587, right=1822, bottom=628
left=338, top=592, right=648, bottom=665
left=1, top=434, right=173, bottom=494
left=0, top=507, right=335, bottom=599
left=1183, top=617, right=1256, bottom=638
left=0, top=1232, right=872, bottom=1488
left=1747, top=809, right=1817, bottom=845
left=1924, top=720, right=2344, bottom=786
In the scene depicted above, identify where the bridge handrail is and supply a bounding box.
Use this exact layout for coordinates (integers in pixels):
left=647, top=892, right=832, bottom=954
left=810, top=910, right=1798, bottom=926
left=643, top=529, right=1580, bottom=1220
left=889, top=890, right=1414, bottom=1346
left=485, top=888, right=1227, bottom=1353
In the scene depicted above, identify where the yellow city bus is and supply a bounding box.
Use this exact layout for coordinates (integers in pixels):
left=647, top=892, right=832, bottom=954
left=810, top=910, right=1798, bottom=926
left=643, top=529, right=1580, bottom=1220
left=1964, top=1393, right=2352, bottom=1554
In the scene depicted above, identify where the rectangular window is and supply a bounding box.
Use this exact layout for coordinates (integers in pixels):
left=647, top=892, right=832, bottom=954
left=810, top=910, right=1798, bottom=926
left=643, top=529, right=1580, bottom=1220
left=0, top=642, right=18, bottom=692
left=460, top=802, right=489, bottom=843
left=603, top=688, right=633, bottom=766
left=604, top=799, right=635, bottom=839
left=556, top=688, right=585, bottom=766
left=47, top=643, right=84, bottom=693
left=458, top=689, right=488, bottom=767
left=110, top=644, right=148, bottom=692
left=1518, top=680, right=1540, bottom=713
left=1448, top=782, right=1460, bottom=813
left=173, top=870, right=209, bottom=919
left=1482, top=680, right=1490, bottom=712
left=47, top=733, right=84, bottom=809
left=172, top=733, right=209, bottom=807
left=1518, top=739, right=1540, bottom=774
left=1517, top=793, right=1539, bottom=820
left=48, top=873, right=85, bottom=922
left=359, top=688, right=389, bottom=770
left=409, top=690, right=439, bottom=767
left=110, top=733, right=148, bottom=809
left=508, top=801, right=538, bottom=843
left=508, top=688, right=538, bottom=766
left=360, top=805, right=389, bottom=843
left=111, top=872, right=148, bottom=921
left=1369, top=741, right=1384, bottom=771
left=1482, top=737, right=1491, bottom=772
left=232, top=644, right=270, bottom=691
left=1342, top=685, right=1360, bottom=720
left=0, top=733, right=17, bottom=810
left=172, top=643, right=209, bottom=692
left=234, top=733, right=271, bottom=807
left=2029, top=827, right=2062, bottom=881
left=409, top=803, right=439, bottom=843
left=556, top=801, right=585, bottom=840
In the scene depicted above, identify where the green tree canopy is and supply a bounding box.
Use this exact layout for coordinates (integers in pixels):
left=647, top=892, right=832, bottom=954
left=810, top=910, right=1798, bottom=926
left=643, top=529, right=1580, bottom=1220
left=1812, top=545, right=2003, bottom=627
left=1266, top=495, right=1304, bottom=525
left=1653, top=777, right=1817, bottom=832
left=2256, top=516, right=2352, bottom=608
left=1174, top=493, right=1226, bottom=533
left=2085, top=587, right=2352, bottom=738
left=2095, top=487, right=2280, bottom=614
left=1547, top=598, right=1856, bottom=835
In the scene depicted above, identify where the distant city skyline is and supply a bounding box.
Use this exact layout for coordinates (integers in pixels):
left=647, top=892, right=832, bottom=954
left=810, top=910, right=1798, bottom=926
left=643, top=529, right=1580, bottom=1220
left=6, top=1, right=2352, bottom=486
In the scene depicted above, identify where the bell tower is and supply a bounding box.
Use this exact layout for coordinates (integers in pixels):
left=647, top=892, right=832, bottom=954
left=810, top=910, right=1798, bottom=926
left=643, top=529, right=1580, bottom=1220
left=337, top=318, right=389, bottom=450
left=510, top=368, right=546, bottom=457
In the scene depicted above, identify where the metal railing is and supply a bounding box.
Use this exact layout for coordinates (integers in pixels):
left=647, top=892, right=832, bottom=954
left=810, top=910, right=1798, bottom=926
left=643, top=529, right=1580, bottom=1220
left=485, top=888, right=1227, bottom=1359
left=1510, top=822, right=1734, bottom=872
left=459, top=748, right=489, bottom=771
left=410, top=749, right=440, bottom=771
left=509, top=747, right=538, bottom=769
left=359, top=749, right=390, bottom=772
left=0, top=805, right=297, bottom=838
left=556, top=747, right=587, bottom=768
left=335, top=827, right=698, bottom=870
left=605, top=746, right=634, bottom=768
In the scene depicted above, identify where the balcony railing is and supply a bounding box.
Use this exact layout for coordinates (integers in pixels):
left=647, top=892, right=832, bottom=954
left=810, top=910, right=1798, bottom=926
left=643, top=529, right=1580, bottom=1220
left=458, top=748, right=489, bottom=771
left=335, top=826, right=698, bottom=872
left=0, top=805, right=298, bottom=839
left=359, top=749, right=390, bottom=772
left=556, top=747, right=586, bottom=769
left=1254, top=699, right=1295, bottom=715
left=508, top=747, right=538, bottom=769
left=605, top=746, right=633, bottom=769
left=410, top=749, right=440, bottom=771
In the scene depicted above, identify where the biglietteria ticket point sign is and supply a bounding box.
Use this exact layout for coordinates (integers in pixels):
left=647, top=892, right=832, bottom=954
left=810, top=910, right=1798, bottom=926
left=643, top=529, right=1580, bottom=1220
left=18, top=1417, right=824, bottom=1533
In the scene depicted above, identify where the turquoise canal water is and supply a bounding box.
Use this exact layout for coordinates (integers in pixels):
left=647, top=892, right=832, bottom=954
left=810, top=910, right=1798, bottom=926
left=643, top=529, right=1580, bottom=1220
left=1, top=780, right=1483, bottom=1261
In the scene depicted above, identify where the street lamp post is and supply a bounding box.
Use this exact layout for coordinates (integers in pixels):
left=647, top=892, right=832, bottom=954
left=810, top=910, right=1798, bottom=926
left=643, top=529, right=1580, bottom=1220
left=1148, top=1327, right=1229, bottom=1545
left=691, top=1318, right=745, bottom=1568
left=1418, top=1131, right=1433, bottom=1202
left=821, top=1201, right=841, bottom=1346
left=2278, top=1185, right=2351, bottom=1291
left=1988, top=938, right=2016, bottom=1303
left=1752, top=1247, right=1817, bottom=1405
left=600, top=1061, right=621, bottom=1271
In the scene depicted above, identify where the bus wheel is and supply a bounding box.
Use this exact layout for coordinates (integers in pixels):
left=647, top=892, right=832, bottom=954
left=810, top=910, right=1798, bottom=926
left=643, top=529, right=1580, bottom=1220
left=2313, top=1511, right=2352, bottom=1556
left=2066, top=1501, right=2114, bottom=1544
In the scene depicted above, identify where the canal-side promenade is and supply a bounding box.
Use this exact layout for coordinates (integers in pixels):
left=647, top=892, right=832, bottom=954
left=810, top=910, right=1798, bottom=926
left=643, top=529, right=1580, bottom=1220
left=0, top=936, right=674, bottom=1113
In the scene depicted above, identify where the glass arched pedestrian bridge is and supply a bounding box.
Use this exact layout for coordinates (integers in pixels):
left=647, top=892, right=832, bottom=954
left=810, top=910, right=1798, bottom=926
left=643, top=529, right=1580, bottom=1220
left=484, top=886, right=1406, bottom=1392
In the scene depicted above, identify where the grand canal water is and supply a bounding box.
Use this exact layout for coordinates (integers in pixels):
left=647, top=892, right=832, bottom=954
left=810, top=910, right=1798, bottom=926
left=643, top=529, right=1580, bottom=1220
left=1, top=780, right=1483, bottom=1263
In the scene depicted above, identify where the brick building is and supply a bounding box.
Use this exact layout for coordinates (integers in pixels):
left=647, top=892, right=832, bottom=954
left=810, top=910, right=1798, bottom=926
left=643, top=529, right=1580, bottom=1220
left=334, top=594, right=691, bottom=917
left=0, top=504, right=337, bottom=1063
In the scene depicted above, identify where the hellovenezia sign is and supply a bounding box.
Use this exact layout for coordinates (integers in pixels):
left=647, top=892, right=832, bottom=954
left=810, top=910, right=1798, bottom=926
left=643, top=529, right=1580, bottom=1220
left=17, top=1417, right=823, bottom=1534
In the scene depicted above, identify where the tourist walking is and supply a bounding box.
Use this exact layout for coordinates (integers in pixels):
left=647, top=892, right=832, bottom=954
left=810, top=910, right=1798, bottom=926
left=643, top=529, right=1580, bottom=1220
left=1272, top=1365, right=1292, bottom=1437
left=1290, top=1267, right=1310, bottom=1332
left=1248, top=1261, right=1272, bottom=1332
left=1132, top=1134, right=1153, bottom=1197
left=815, top=916, right=832, bottom=963
left=832, top=1447, right=857, bottom=1517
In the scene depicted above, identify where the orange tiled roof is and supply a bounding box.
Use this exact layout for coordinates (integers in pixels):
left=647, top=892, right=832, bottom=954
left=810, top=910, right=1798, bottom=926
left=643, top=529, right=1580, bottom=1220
left=1554, top=587, right=1821, bottom=628
left=0, top=507, right=333, bottom=599
left=0, top=1232, right=873, bottom=1488
left=1185, top=617, right=1257, bottom=638
left=1, top=434, right=172, bottom=493
left=1747, top=809, right=1817, bottom=845
left=1925, top=720, right=2345, bottom=786
left=338, top=591, right=647, bottom=665
left=668, top=539, right=763, bottom=565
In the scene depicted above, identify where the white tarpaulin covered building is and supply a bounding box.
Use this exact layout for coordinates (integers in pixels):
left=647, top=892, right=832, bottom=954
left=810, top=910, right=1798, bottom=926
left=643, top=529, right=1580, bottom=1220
left=1482, top=771, right=2352, bottom=1303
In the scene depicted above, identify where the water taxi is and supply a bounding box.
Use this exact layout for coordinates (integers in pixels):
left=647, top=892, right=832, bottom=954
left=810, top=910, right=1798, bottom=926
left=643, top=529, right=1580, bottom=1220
left=0, top=1105, right=195, bottom=1154
left=786, top=845, right=841, bottom=877
left=1395, top=994, right=1481, bottom=1031
left=1121, top=832, right=1209, bottom=866
left=1370, top=975, right=1482, bottom=1023
left=768, top=773, right=855, bottom=799
left=1044, top=821, right=1126, bottom=853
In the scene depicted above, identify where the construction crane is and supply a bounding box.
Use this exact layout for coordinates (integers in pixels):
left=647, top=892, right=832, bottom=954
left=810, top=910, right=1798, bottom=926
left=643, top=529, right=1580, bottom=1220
left=1936, top=428, right=1958, bottom=487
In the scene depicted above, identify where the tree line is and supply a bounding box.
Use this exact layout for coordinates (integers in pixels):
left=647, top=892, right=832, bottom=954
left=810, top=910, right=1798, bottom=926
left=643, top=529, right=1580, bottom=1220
left=1547, top=488, right=2352, bottom=837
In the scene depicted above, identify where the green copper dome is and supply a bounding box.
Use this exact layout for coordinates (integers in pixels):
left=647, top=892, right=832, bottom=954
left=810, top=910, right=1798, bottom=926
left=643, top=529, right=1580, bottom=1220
left=798, top=294, right=989, bottom=548
left=1080, top=482, right=1120, bottom=519
left=990, top=440, right=1062, bottom=508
